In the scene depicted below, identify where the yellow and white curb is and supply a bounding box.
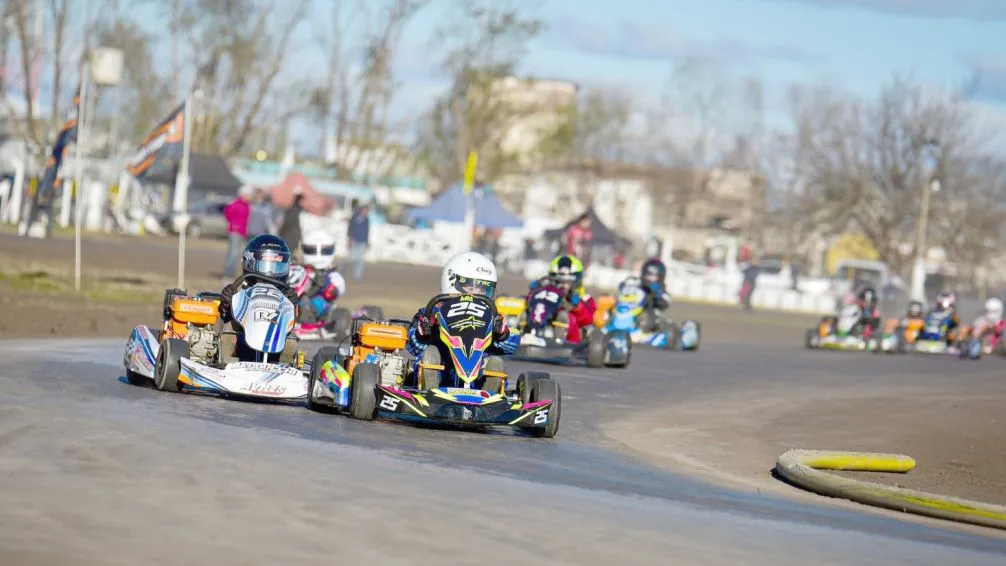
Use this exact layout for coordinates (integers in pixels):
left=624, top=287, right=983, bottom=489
left=775, top=449, right=1006, bottom=530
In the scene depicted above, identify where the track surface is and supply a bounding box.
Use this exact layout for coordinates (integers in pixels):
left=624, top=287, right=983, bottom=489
left=1, top=337, right=1005, bottom=564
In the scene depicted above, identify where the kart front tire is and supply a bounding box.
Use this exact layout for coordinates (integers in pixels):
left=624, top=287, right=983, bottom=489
left=528, top=378, right=561, bottom=439
left=516, top=371, right=550, bottom=404
left=154, top=338, right=187, bottom=392
left=308, top=346, right=342, bottom=412
left=586, top=332, right=606, bottom=368
left=349, top=363, right=380, bottom=420
left=327, top=307, right=353, bottom=340
left=665, top=322, right=680, bottom=351
left=804, top=328, right=818, bottom=349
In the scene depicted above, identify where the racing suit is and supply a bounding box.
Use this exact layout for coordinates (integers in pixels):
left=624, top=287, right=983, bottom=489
left=288, top=264, right=345, bottom=324
left=219, top=274, right=300, bottom=324
left=406, top=300, right=519, bottom=387
left=528, top=278, right=597, bottom=344
left=970, top=312, right=1004, bottom=341
left=924, top=307, right=961, bottom=344
left=642, top=281, right=670, bottom=311
left=218, top=274, right=301, bottom=362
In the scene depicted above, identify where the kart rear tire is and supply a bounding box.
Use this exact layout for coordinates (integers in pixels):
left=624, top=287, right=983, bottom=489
left=605, top=330, right=631, bottom=368
left=679, top=320, right=701, bottom=351
left=308, top=346, right=342, bottom=411
left=361, top=305, right=384, bottom=321
left=327, top=307, right=353, bottom=341
left=516, top=371, right=550, bottom=404
left=528, top=378, right=561, bottom=439
left=349, top=362, right=380, bottom=420
left=586, top=331, right=606, bottom=368
left=154, top=338, right=187, bottom=392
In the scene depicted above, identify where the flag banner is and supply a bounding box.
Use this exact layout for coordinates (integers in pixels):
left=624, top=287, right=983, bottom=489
left=125, top=101, right=185, bottom=181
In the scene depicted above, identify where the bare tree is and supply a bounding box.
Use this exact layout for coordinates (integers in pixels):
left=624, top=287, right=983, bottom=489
left=645, top=57, right=731, bottom=225
left=6, top=0, right=44, bottom=151
left=415, top=0, right=545, bottom=185
left=93, top=17, right=172, bottom=141
left=789, top=76, right=997, bottom=275
left=178, top=0, right=310, bottom=156
left=46, top=0, right=69, bottom=136
left=321, top=0, right=432, bottom=176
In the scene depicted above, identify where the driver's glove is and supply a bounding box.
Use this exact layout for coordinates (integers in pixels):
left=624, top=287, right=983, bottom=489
left=492, top=314, right=510, bottom=341
left=415, top=314, right=434, bottom=339
left=219, top=282, right=238, bottom=322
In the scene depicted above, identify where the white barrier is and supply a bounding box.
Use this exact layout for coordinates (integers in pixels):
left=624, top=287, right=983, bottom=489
left=309, top=221, right=837, bottom=315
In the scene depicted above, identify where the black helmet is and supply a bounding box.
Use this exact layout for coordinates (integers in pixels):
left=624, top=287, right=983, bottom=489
left=857, top=286, right=877, bottom=305
left=241, top=234, right=291, bottom=280
left=641, top=258, right=666, bottom=283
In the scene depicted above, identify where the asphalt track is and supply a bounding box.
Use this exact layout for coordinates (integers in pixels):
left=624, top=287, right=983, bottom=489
left=1, top=336, right=1005, bottom=565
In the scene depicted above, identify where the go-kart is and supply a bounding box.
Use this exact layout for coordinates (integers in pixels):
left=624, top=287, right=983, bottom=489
left=599, top=277, right=700, bottom=351
left=510, top=284, right=629, bottom=368
left=881, top=310, right=963, bottom=355
left=288, top=262, right=383, bottom=341
left=957, top=320, right=1005, bottom=360
left=292, top=304, right=385, bottom=341
left=306, top=293, right=561, bottom=438
left=122, top=274, right=309, bottom=401
left=877, top=316, right=924, bottom=353
left=805, top=302, right=880, bottom=351
left=495, top=294, right=526, bottom=331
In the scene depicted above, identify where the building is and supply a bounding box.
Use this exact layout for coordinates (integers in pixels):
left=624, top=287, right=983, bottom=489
left=477, top=75, right=580, bottom=165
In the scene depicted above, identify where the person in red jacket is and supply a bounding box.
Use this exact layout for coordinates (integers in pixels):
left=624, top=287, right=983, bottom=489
left=527, top=254, right=596, bottom=344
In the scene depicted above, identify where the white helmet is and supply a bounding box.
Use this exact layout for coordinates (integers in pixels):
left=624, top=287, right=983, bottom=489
left=985, top=297, right=1003, bottom=316
left=441, top=251, right=498, bottom=298
left=301, top=230, right=336, bottom=270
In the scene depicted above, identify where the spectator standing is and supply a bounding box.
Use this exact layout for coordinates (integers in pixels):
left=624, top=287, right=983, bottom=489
left=565, top=214, right=593, bottom=266
left=347, top=200, right=370, bottom=281
left=246, top=189, right=275, bottom=238
left=278, top=192, right=304, bottom=260
left=222, top=185, right=254, bottom=280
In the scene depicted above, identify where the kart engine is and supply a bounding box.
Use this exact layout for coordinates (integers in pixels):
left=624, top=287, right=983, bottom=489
left=376, top=350, right=407, bottom=387
left=186, top=324, right=219, bottom=362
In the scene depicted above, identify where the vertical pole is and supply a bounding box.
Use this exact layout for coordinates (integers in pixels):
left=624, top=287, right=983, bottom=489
left=174, top=95, right=193, bottom=289
left=73, top=69, right=90, bottom=292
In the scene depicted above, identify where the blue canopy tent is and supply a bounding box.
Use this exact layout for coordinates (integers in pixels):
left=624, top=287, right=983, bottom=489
left=407, top=183, right=523, bottom=228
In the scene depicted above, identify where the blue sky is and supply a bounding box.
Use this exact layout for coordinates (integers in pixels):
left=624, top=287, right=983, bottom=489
left=373, top=0, right=1006, bottom=139
left=22, top=0, right=1004, bottom=152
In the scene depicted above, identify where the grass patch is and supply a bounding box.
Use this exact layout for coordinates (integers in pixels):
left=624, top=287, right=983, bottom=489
left=0, top=268, right=163, bottom=304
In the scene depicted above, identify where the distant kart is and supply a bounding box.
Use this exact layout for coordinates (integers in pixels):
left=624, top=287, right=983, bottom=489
left=507, top=284, right=629, bottom=368
left=597, top=277, right=700, bottom=351
left=877, top=317, right=924, bottom=353
left=494, top=295, right=526, bottom=331
left=123, top=275, right=309, bottom=402
left=293, top=304, right=385, bottom=342
left=879, top=310, right=962, bottom=356
left=957, top=320, right=1005, bottom=360
left=805, top=302, right=880, bottom=351
left=307, top=293, right=561, bottom=438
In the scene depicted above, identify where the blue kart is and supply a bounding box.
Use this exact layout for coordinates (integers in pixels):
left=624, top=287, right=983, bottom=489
left=604, top=277, right=701, bottom=351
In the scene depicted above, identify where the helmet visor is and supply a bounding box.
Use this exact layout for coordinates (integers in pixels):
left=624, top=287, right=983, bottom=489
left=302, top=244, right=335, bottom=256
left=248, top=248, right=290, bottom=278
left=453, top=275, right=496, bottom=298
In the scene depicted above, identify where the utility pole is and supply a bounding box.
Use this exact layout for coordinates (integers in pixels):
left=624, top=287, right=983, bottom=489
left=909, top=139, right=941, bottom=303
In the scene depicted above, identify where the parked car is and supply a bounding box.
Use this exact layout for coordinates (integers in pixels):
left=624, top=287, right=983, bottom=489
left=160, top=200, right=229, bottom=239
